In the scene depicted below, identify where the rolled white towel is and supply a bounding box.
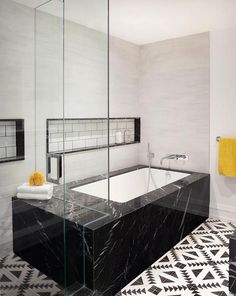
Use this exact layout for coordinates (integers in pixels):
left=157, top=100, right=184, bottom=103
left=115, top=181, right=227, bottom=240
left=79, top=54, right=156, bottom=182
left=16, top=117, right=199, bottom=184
left=17, top=192, right=52, bottom=200
left=17, top=183, right=53, bottom=195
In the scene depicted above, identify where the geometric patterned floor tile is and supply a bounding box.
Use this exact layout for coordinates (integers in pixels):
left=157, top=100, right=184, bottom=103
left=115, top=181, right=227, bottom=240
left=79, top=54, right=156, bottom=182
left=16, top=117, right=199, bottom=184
left=0, top=269, right=36, bottom=296
left=120, top=218, right=236, bottom=296
left=0, top=253, right=62, bottom=296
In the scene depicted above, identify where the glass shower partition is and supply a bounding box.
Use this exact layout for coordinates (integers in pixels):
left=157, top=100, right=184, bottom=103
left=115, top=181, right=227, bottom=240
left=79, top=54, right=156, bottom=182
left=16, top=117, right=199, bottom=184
left=0, top=0, right=109, bottom=294
left=63, top=0, right=110, bottom=292
left=35, top=0, right=109, bottom=295
left=34, top=0, right=67, bottom=294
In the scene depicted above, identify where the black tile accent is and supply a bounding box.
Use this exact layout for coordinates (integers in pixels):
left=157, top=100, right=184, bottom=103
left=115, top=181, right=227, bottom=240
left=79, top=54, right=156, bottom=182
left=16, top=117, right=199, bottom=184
left=46, top=117, right=140, bottom=155
left=0, top=119, right=24, bottom=164
left=134, top=118, right=140, bottom=143
left=15, top=119, right=24, bottom=160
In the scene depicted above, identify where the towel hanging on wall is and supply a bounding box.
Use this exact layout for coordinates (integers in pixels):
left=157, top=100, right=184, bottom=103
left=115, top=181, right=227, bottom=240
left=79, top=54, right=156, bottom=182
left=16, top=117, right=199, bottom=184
left=218, top=138, right=236, bottom=177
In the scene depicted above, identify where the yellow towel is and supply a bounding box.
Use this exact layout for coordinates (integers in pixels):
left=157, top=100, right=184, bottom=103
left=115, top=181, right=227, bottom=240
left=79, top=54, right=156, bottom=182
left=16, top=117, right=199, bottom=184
left=218, top=138, right=236, bottom=177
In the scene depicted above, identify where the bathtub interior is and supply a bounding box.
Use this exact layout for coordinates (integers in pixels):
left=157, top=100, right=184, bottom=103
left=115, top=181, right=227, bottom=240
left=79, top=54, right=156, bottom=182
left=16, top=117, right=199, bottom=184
left=72, top=168, right=190, bottom=203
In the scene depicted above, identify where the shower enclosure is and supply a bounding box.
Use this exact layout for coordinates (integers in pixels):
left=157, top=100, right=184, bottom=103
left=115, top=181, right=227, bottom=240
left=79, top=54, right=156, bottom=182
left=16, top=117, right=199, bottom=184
left=0, top=0, right=109, bottom=295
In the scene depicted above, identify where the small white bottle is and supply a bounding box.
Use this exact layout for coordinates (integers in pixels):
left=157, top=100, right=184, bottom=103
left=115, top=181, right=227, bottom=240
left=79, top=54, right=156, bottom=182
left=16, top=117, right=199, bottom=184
left=115, top=131, right=124, bottom=144
left=124, top=129, right=132, bottom=143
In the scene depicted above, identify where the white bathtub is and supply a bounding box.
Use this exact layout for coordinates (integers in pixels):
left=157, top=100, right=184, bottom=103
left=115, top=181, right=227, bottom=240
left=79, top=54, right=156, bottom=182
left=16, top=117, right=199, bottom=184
left=72, top=168, right=189, bottom=203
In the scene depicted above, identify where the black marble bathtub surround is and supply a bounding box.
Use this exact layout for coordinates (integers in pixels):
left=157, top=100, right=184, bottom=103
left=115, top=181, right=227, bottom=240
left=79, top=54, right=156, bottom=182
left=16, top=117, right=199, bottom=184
left=56, top=165, right=210, bottom=225
left=230, top=230, right=236, bottom=293
left=12, top=165, right=210, bottom=296
left=82, top=171, right=210, bottom=295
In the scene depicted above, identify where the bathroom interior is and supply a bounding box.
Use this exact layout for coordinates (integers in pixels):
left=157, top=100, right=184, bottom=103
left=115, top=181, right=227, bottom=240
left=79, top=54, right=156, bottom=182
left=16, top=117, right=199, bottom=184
left=0, top=0, right=236, bottom=295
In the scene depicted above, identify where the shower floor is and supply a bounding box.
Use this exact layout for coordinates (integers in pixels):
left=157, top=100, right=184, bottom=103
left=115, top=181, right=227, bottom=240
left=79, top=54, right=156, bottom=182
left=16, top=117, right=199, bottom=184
left=118, top=218, right=236, bottom=296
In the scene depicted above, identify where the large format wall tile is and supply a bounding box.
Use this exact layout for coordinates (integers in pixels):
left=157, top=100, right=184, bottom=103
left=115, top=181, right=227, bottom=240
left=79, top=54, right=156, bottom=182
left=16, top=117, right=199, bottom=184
left=139, top=33, right=210, bottom=174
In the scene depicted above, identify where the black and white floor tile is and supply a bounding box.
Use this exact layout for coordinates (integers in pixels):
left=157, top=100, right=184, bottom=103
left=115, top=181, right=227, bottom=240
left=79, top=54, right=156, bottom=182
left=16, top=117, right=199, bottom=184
left=119, top=218, right=236, bottom=296
left=1, top=219, right=236, bottom=296
left=0, top=253, right=62, bottom=296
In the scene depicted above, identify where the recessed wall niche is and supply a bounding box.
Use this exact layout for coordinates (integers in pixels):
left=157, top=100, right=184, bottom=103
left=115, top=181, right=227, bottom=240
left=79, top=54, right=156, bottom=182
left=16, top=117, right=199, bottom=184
left=47, top=118, right=140, bottom=154
left=0, top=119, right=25, bottom=163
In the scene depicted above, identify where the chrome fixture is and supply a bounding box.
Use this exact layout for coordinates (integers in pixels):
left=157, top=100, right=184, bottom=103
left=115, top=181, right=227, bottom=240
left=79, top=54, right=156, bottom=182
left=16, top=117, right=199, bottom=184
left=160, top=154, right=187, bottom=166
left=46, top=153, right=62, bottom=184
left=147, top=143, right=155, bottom=160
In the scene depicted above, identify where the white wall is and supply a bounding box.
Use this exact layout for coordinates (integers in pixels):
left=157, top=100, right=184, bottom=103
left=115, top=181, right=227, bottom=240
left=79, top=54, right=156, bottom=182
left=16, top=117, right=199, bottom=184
left=138, top=33, right=210, bottom=173
left=0, top=1, right=211, bottom=191
left=210, top=28, right=236, bottom=223
left=0, top=0, right=140, bottom=190
left=4, top=1, right=236, bottom=226
left=0, top=0, right=35, bottom=197
left=109, top=36, right=140, bottom=174
left=63, top=20, right=140, bottom=182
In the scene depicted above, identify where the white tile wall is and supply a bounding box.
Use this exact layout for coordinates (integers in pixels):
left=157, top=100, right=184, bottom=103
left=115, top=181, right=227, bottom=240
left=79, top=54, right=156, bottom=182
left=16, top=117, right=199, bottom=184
left=210, top=28, right=236, bottom=223
left=31, top=10, right=140, bottom=183
left=0, top=126, right=5, bottom=136
left=0, top=0, right=34, bottom=197
left=0, top=0, right=210, bottom=195
left=139, top=33, right=210, bottom=173
left=0, top=148, right=6, bottom=159
left=6, top=147, right=16, bottom=158
left=48, top=118, right=136, bottom=153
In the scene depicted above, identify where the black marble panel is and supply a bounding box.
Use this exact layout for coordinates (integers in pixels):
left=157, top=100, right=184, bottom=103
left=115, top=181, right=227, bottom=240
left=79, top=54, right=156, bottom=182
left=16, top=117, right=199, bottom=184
left=229, top=230, right=236, bottom=293
left=12, top=198, right=105, bottom=290
left=12, top=198, right=66, bottom=286
left=12, top=165, right=210, bottom=296
left=84, top=173, right=210, bottom=295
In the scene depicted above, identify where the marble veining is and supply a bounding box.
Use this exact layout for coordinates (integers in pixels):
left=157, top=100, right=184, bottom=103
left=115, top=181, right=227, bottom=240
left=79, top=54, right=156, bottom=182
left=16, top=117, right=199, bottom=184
left=22, top=165, right=209, bottom=229
left=12, top=165, right=210, bottom=295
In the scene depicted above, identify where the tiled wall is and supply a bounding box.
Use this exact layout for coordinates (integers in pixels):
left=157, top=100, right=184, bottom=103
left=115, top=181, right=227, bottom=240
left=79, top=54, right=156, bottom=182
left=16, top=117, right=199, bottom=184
left=0, top=0, right=33, bottom=197
left=0, top=121, right=17, bottom=160
left=48, top=118, right=137, bottom=153
left=139, top=33, right=210, bottom=173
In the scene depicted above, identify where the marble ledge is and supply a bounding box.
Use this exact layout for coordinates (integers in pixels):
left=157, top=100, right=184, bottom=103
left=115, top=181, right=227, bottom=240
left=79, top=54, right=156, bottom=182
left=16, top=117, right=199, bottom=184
left=12, top=164, right=210, bottom=231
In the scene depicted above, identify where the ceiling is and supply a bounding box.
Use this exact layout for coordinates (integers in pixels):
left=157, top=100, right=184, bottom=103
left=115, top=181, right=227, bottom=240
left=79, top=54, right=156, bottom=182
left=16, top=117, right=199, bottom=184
left=13, top=0, right=236, bottom=44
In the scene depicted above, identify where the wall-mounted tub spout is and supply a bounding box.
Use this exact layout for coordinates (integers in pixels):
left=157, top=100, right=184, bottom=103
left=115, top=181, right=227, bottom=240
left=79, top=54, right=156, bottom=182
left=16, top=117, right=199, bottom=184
left=160, top=154, right=188, bottom=166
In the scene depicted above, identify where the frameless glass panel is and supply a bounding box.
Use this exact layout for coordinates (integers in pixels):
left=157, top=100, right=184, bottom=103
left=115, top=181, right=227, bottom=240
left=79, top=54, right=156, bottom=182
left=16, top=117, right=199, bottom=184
left=35, top=0, right=110, bottom=294
left=0, top=0, right=109, bottom=294
left=63, top=0, right=110, bottom=294
left=0, top=0, right=65, bottom=295
left=35, top=0, right=66, bottom=294
left=63, top=0, right=109, bottom=198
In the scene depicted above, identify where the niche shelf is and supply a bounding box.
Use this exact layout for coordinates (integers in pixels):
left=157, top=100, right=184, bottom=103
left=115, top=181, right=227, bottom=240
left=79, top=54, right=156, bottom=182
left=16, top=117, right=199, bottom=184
left=0, top=119, right=25, bottom=163
left=47, top=117, right=140, bottom=154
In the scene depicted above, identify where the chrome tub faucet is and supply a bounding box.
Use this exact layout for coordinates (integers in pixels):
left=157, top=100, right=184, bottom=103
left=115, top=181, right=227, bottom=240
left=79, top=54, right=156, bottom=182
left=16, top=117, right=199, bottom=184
left=160, top=154, right=187, bottom=166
